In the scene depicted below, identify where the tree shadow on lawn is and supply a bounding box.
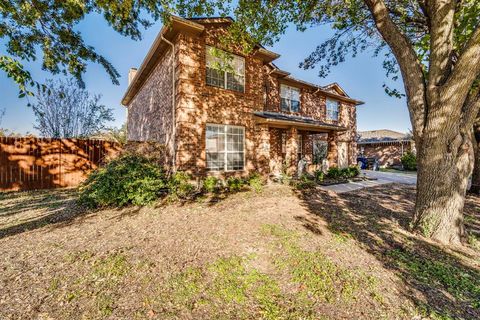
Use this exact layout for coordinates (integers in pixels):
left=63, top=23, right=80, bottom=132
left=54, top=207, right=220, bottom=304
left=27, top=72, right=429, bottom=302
left=297, top=183, right=480, bottom=319
left=0, top=188, right=96, bottom=240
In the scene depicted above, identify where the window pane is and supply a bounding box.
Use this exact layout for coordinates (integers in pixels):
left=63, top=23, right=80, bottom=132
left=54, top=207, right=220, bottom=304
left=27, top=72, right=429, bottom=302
left=207, top=68, right=225, bottom=88
left=227, top=127, right=244, bottom=152
left=290, top=100, right=300, bottom=112
left=227, top=73, right=244, bottom=92
left=206, top=125, right=226, bottom=170
left=326, top=99, right=339, bottom=120
left=207, top=152, right=225, bottom=170
left=207, top=46, right=244, bottom=91
left=281, top=98, right=289, bottom=111
left=206, top=124, right=244, bottom=171
left=227, top=152, right=244, bottom=170
left=280, top=85, right=300, bottom=112
left=291, top=87, right=300, bottom=101
left=280, top=84, right=289, bottom=99
left=297, top=134, right=303, bottom=154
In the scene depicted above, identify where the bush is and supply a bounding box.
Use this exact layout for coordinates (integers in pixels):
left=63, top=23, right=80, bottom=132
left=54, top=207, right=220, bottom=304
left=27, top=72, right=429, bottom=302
left=326, top=167, right=342, bottom=179
left=203, top=176, right=220, bottom=193
left=79, top=154, right=167, bottom=208
left=348, top=165, right=360, bottom=178
left=247, top=173, right=264, bottom=192
left=340, top=166, right=360, bottom=179
left=226, top=177, right=245, bottom=192
left=314, top=170, right=325, bottom=182
left=168, top=172, right=196, bottom=199
left=295, top=175, right=316, bottom=190
left=401, top=151, right=417, bottom=170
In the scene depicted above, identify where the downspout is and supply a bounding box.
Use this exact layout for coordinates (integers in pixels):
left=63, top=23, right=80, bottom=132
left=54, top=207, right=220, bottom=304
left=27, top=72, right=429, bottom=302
left=161, top=35, right=176, bottom=171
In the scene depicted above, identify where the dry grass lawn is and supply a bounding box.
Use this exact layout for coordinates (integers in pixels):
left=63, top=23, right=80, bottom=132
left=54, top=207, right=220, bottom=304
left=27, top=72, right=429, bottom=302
left=0, top=184, right=479, bottom=319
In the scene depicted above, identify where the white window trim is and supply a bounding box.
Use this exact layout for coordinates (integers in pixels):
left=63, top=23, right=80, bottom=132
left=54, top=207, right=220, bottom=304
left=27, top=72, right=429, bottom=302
left=206, top=46, right=245, bottom=93
left=280, top=84, right=301, bottom=112
left=206, top=123, right=246, bottom=172
left=326, top=98, right=339, bottom=121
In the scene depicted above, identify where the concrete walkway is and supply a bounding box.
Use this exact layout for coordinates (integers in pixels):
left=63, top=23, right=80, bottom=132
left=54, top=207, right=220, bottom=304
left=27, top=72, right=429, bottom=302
left=317, top=170, right=417, bottom=193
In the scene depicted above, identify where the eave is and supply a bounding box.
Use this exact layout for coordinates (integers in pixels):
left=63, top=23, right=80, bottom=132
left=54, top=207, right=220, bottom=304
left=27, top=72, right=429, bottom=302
left=121, top=17, right=205, bottom=106
left=254, top=111, right=347, bottom=132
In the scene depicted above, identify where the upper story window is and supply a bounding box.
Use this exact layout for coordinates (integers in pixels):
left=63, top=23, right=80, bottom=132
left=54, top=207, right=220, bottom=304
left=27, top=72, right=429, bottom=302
left=206, top=46, right=245, bottom=92
left=280, top=84, right=300, bottom=112
left=326, top=98, right=339, bottom=121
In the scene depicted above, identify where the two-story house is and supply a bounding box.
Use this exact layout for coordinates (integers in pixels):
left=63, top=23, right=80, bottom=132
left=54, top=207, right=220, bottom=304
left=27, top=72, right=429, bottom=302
left=122, top=16, right=363, bottom=177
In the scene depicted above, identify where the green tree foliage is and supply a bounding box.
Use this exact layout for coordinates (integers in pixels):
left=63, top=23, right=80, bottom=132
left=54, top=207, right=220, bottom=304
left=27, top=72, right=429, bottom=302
left=31, top=78, right=114, bottom=138
left=0, top=0, right=232, bottom=96
left=401, top=151, right=417, bottom=171
left=94, top=124, right=128, bottom=145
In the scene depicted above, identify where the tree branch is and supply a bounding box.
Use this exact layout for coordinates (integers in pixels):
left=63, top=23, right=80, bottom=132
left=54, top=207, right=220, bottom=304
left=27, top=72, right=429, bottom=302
left=427, top=0, right=456, bottom=86
left=363, top=0, right=427, bottom=137
left=444, top=24, right=480, bottom=105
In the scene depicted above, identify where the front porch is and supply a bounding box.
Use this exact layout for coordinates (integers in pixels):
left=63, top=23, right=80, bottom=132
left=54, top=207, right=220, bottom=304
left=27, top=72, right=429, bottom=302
left=254, top=111, right=350, bottom=177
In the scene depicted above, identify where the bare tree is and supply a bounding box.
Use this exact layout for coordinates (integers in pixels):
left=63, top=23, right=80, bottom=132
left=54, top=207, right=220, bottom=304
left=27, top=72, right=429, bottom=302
left=32, top=79, right=114, bottom=138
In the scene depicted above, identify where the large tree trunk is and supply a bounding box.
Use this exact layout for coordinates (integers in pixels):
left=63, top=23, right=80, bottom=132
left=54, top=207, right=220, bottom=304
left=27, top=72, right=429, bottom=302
left=412, top=124, right=474, bottom=245
left=472, top=124, right=480, bottom=194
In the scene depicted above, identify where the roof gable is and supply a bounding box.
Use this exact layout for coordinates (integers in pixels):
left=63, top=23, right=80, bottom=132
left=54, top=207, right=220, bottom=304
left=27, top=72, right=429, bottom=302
left=322, top=83, right=350, bottom=97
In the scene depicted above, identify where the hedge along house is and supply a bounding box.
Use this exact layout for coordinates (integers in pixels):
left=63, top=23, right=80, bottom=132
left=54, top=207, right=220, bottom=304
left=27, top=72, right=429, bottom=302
left=122, top=16, right=363, bottom=178
left=357, top=129, right=415, bottom=167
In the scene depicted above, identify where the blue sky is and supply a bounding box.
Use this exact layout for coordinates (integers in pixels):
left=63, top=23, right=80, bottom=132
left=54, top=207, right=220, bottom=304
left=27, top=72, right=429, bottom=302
left=0, top=14, right=411, bottom=135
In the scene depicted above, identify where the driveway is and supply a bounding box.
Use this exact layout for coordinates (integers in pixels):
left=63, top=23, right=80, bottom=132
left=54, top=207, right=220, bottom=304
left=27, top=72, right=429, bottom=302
left=318, top=170, right=417, bottom=194
left=362, top=170, right=417, bottom=185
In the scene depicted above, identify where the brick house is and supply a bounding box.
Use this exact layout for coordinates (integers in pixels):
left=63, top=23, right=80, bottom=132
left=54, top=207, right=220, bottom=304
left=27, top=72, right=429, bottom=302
left=122, top=16, right=363, bottom=177
left=357, top=129, right=415, bottom=167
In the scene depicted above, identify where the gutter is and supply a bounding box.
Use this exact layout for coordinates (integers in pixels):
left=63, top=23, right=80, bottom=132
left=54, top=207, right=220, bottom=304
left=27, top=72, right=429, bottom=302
left=161, top=35, right=176, bottom=171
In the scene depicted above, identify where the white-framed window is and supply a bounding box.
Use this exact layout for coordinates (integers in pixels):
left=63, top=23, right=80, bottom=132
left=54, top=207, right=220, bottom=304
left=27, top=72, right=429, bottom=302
left=206, top=124, right=245, bottom=171
left=280, top=84, right=300, bottom=112
left=206, top=46, right=245, bottom=92
left=326, top=98, right=339, bottom=121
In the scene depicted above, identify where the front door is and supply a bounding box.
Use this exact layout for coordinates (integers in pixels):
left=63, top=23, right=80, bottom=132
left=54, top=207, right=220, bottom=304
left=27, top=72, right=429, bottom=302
left=338, top=142, right=348, bottom=168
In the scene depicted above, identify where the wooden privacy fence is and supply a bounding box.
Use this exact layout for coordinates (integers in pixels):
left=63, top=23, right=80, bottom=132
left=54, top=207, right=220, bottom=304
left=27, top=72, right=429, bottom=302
left=0, top=137, right=122, bottom=191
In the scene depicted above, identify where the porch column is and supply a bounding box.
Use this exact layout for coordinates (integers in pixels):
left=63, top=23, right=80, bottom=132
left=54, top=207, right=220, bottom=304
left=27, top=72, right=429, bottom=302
left=285, top=126, right=298, bottom=175
left=255, top=124, right=271, bottom=176
left=327, top=131, right=338, bottom=168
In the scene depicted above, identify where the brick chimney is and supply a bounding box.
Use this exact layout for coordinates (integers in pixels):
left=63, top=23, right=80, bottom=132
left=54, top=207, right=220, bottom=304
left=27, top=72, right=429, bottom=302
left=128, top=68, right=138, bottom=86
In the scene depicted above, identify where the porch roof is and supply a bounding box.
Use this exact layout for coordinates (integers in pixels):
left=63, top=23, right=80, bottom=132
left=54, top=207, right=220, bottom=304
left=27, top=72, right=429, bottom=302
left=253, top=111, right=347, bottom=132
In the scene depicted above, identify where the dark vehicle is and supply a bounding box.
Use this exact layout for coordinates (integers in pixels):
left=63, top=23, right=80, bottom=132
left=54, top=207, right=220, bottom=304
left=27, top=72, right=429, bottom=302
left=357, top=157, right=379, bottom=170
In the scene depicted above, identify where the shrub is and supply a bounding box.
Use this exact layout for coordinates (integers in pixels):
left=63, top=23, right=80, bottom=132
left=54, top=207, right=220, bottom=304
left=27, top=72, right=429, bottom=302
left=348, top=166, right=360, bottom=178
left=226, top=177, right=245, bottom=192
left=203, top=176, right=220, bottom=193
left=314, top=170, right=325, bottom=182
left=168, top=172, right=196, bottom=199
left=295, top=180, right=316, bottom=190
left=401, top=151, right=417, bottom=170
left=247, top=173, right=264, bottom=193
left=340, top=166, right=360, bottom=179
left=79, top=154, right=167, bottom=208
left=326, top=167, right=342, bottom=179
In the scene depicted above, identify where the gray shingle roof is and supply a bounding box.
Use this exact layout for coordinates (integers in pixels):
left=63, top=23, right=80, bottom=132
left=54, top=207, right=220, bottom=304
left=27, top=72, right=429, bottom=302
left=254, top=111, right=346, bottom=130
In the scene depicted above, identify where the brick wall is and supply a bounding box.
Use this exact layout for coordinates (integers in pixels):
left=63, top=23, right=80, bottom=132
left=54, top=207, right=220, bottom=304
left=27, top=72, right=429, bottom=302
left=174, top=23, right=265, bottom=176
left=127, top=45, right=175, bottom=163
left=126, top=21, right=359, bottom=176
left=360, top=142, right=413, bottom=167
